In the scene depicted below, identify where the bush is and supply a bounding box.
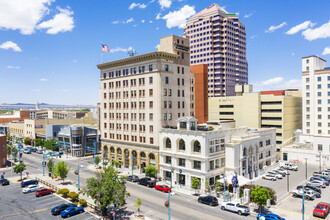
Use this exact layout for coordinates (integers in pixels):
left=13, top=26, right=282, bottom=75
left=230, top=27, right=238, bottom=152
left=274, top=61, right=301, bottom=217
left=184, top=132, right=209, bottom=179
left=68, top=192, right=79, bottom=202
left=74, top=202, right=79, bottom=206
left=60, top=188, right=70, bottom=198
left=79, top=199, right=87, bottom=207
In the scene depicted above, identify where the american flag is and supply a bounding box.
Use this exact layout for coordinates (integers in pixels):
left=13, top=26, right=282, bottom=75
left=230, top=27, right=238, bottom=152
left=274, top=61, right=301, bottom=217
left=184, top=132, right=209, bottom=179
left=101, top=43, right=109, bottom=52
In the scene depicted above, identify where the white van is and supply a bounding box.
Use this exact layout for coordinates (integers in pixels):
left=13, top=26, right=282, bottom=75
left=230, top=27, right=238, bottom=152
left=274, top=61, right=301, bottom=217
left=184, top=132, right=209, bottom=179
left=280, top=162, right=298, bottom=171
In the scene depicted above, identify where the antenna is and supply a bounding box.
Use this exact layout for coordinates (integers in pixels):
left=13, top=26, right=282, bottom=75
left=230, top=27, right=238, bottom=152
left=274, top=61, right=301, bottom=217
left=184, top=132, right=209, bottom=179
left=127, top=49, right=138, bottom=57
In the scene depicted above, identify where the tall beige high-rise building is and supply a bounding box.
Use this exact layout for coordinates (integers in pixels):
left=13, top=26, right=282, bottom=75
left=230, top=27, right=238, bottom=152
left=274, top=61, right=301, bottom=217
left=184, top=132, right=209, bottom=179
left=184, top=3, right=248, bottom=97
left=97, top=35, right=193, bottom=171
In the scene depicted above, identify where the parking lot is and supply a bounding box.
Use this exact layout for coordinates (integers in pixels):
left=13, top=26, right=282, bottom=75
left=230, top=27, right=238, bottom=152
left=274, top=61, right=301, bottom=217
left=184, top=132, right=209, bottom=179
left=255, top=164, right=330, bottom=219
left=0, top=181, right=97, bottom=220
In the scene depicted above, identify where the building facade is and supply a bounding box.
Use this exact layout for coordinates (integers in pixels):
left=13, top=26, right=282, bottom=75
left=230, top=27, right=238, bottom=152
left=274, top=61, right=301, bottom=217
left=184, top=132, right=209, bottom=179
left=209, top=85, right=302, bottom=151
left=98, top=35, right=193, bottom=171
left=159, top=117, right=276, bottom=191
left=0, top=110, right=30, bottom=124
left=282, top=56, right=330, bottom=166
left=184, top=3, right=248, bottom=97
left=0, top=134, right=7, bottom=168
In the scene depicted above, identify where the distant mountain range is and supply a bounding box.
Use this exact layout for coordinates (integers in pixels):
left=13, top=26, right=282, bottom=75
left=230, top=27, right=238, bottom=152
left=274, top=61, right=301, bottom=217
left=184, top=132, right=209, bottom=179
left=2, top=103, right=49, bottom=106
left=0, top=103, right=95, bottom=110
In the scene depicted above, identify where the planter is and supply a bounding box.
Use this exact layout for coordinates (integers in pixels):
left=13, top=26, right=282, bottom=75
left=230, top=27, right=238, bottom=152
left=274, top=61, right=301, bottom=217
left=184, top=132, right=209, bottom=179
left=134, top=215, right=145, bottom=219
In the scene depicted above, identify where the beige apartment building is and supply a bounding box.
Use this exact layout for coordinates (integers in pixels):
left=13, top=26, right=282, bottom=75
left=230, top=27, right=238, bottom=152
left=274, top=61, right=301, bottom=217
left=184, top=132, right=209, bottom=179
left=98, top=35, right=193, bottom=171
left=209, top=85, right=302, bottom=151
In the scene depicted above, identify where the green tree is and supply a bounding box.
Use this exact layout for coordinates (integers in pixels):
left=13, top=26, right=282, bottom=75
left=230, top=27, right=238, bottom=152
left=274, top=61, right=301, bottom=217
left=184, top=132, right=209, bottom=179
left=191, top=177, right=201, bottom=194
left=205, top=179, right=210, bottom=192
left=6, top=143, right=12, bottom=157
left=54, top=161, right=71, bottom=181
left=13, top=162, right=26, bottom=180
left=24, top=138, right=31, bottom=146
left=35, top=138, right=44, bottom=147
left=68, top=192, right=79, bottom=202
left=144, top=165, right=157, bottom=178
left=82, top=165, right=130, bottom=216
left=102, top=161, right=109, bottom=169
left=47, top=159, right=54, bottom=173
left=7, top=134, right=11, bottom=141
left=44, top=139, right=58, bottom=151
left=251, top=185, right=271, bottom=213
left=135, top=198, right=142, bottom=217
left=111, top=160, right=121, bottom=168
left=94, top=156, right=101, bottom=168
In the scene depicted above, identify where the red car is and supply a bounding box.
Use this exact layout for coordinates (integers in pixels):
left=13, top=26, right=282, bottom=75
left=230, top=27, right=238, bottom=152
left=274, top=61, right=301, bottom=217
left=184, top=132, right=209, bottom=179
left=313, top=202, right=330, bottom=218
left=35, top=188, right=54, bottom=197
left=155, top=185, right=171, bottom=193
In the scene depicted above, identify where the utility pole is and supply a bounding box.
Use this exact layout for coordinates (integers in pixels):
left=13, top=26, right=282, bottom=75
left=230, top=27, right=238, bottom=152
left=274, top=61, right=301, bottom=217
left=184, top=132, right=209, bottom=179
left=319, top=152, right=322, bottom=172
left=168, top=160, right=172, bottom=220
left=78, top=162, right=80, bottom=191
left=287, top=171, right=290, bottom=192
left=305, top=158, right=307, bottom=180
left=223, top=172, right=226, bottom=202
left=302, top=186, right=305, bottom=220
left=131, top=156, right=133, bottom=176
left=18, top=138, right=21, bottom=163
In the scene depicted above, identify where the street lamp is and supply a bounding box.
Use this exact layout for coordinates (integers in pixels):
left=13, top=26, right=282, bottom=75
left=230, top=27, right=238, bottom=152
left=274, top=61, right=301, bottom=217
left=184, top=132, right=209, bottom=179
left=302, top=186, right=305, bottom=220
left=287, top=170, right=290, bottom=192
left=223, top=172, right=226, bottom=202
left=304, top=158, right=308, bottom=180
left=168, top=160, right=172, bottom=220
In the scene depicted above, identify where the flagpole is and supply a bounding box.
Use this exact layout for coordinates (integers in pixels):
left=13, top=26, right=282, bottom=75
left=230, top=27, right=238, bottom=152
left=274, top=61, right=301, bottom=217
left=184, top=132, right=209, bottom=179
left=100, top=42, right=103, bottom=63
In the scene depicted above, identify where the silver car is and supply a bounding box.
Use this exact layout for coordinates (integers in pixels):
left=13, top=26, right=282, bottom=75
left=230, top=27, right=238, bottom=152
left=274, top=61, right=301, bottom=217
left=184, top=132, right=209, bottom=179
left=267, top=171, right=283, bottom=179
left=306, top=180, right=326, bottom=188
left=262, top=174, right=276, bottom=181
left=22, top=184, right=43, bottom=193
left=221, top=202, right=250, bottom=215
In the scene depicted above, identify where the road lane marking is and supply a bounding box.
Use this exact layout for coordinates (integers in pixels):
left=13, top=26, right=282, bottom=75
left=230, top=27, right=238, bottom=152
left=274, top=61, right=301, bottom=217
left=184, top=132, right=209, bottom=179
left=0, top=208, right=47, bottom=218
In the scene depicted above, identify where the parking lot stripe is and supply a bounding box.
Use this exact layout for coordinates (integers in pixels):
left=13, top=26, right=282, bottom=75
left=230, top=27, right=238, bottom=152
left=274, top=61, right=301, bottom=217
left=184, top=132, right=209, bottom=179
left=0, top=209, right=47, bottom=218
left=39, top=200, right=61, bottom=207
left=35, top=196, right=55, bottom=203
left=274, top=207, right=320, bottom=220
left=29, top=208, right=47, bottom=214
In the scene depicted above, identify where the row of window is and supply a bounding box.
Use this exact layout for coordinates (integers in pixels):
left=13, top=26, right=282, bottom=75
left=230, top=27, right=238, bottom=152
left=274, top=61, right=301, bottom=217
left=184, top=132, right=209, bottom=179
left=104, top=133, right=154, bottom=144
left=165, top=156, right=203, bottom=170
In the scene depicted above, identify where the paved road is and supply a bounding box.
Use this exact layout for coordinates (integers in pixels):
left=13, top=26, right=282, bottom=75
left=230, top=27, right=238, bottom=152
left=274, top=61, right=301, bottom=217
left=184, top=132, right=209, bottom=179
left=0, top=182, right=96, bottom=220
left=8, top=153, right=257, bottom=220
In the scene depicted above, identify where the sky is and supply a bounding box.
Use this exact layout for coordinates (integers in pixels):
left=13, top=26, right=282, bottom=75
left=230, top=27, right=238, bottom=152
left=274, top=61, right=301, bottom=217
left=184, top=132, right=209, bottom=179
left=0, top=0, right=330, bottom=105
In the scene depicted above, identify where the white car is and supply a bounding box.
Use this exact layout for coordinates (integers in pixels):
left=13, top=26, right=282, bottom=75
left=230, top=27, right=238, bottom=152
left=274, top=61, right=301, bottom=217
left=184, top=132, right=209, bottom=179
left=275, top=169, right=290, bottom=175
left=267, top=171, right=283, bottom=179
left=280, top=162, right=298, bottom=171
left=221, top=202, right=250, bottom=215
left=262, top=174, right=276, bottom=181
left=22, top=184, right=43, bottom=194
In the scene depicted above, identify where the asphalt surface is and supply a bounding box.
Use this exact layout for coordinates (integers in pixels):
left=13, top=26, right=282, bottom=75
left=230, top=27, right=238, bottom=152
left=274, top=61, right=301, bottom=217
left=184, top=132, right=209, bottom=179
left=7, top=152, right=258, bottom=220
left=0, top=182, right=97, bottom=220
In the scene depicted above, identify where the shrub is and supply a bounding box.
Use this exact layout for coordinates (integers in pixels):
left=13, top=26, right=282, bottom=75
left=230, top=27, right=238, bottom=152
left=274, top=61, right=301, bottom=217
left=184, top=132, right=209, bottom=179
left=79, top=199, right=87, bottom=207
left=60, top=188, right=70, bottom=198
left=74, top=202, right=79, bottom=206
left=68, top=192, right=79, bottom=202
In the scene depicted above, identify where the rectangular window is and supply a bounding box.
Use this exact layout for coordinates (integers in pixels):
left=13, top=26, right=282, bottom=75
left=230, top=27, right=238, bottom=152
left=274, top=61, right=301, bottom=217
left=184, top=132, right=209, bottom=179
left=149, top=101, right=153, bottom=108
left=193, top=161, right=201, bottom=170
left=149, top=65, right=153, bottom=71
left=169, top=101, right=172, bottom=108
left=165, top=65, right=169, bottom=71
left=318, top=84, right=321, bottom=89
left=177, top=90, right=180, bottom=97
left=178, top=101, right=180, bottom=108
left=169, top=89, right=172, bottom=96
left=177, top=78, right=180, bottom=86
left=164, top=113, right=167, bottom=120
left=178, top=158, right=186, bottom=167
left=165, top=156, right=171, bottom=164
left=182, top=67, right=184, bottom=74
left=318, top=76, right=321, bottom=81
left=164, top=101, right=167, bottom=108
left=168, top=113, right=172, bottom=120
left=177, top=66, right=180, bottom=74
left=182, top=79, right=184, bottom=85
left=149, top=89, right=153, bottom=96
left=150, top=125, right=153, bottom=133
left=149, top=77, right=153, bottom=84
left=165, top=77, right=169, bottom=84
left=150, top=113, right=153, bottom=120
left=318, top=144, right=323, bottom=151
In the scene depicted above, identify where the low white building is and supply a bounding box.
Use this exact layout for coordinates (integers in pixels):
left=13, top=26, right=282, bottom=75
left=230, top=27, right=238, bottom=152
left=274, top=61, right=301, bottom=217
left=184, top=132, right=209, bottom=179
left=159, top=117, right=276, bottom=191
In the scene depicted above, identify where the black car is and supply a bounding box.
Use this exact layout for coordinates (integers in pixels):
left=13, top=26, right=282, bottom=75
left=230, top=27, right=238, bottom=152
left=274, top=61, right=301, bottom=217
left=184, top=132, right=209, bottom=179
left=138, top=178, right=156, bottom=187
left=297, top=185, right=321, bottom=193
left=198, top=196, right=219, bottom=206
left=127, top=175, right=139, bottom=182
left=1, top=179, right=10, bottom=186
left=51, top=203, right=76, bottom=215
left=31, top=147, right=38, bottom=152
left=21, top=179, right=38, bottom=187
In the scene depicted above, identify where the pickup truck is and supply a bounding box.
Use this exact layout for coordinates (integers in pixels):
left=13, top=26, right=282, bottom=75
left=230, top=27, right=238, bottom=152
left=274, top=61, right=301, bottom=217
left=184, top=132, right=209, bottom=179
left=280, top=162, right=298, bottom=171
left=221, top=202, right=250, bottom=216
left=291, top=189, right=315, bottom=200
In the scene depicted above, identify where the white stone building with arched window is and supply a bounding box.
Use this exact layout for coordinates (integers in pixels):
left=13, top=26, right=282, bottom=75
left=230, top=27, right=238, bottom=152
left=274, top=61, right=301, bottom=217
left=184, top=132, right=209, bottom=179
left=159, top=116, right=276, bottom=191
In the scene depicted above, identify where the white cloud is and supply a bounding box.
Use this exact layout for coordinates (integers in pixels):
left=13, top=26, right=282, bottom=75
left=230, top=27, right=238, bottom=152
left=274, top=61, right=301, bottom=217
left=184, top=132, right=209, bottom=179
left=0, top=41, right=22, bottom=52
left=250, top=35, right=257, bottom=40
left=112, top=18, right=134, bottom=24
left=73, top=59, right=78, bottom=63
left=0, top=0, right=54, bottom=35
left=156, top=13, right=161, bottom=20
left=37, top=7, right=74, bottom=34
left=292, top=52, right=295, bottom=56
left=40, top=78, right=48, bottom=81
left=149, top=20, right=153, bottom=23
left=156, top=27, right=159, bottom=30
left=265, top=22, right=287, bottom=33
left=155, top=44, right=160, bottom=49
left=159, top=0, right=171, bottom=9
left=6, top=65, right=20, bottom=69
left=141, top=20, right=145, bottom=23
left=162, top=5, right=196, bottom=29
left=322, top=47, right=330, bottom=55
left=253, top=77, right=302, bottom=91
left=33, top=89, right=41, bottom=92
left=302, top=20, right=330, bottom=41
left=286, top=21, right=315, bottom=35
left=110, top=46, right=133, bottom=53
left=129, top=3, right=147, bottom=10
left=261, top=77, right=283, bottom=86
left=244, top=13, right=253, bottom=18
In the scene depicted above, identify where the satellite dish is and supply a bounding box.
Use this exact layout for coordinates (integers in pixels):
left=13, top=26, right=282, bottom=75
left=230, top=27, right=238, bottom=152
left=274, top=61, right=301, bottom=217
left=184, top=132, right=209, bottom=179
left=127, top=49, right=138, bottom=57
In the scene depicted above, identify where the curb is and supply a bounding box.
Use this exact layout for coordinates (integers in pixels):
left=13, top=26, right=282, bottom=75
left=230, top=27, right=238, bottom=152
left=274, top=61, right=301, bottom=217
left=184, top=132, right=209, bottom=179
left=53, top=193, right=102, bottom=220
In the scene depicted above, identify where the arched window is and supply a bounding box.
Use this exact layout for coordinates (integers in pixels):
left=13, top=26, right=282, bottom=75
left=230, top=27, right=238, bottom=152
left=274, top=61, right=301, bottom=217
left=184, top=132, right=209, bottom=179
left=193, top=141, right=201, bottom=153
left=179, top=139, right=185, bottom=150
left=165, top=138, right=171, bottom=148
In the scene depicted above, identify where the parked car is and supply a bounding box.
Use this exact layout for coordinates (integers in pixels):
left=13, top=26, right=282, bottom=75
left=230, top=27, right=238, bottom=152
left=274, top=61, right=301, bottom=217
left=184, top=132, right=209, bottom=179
left=262, top=174, right=277, bottom=181
left=291, top=189, right=315, bottom=200
left=306, top=180, right=326, bottom=188
left=297, top=185, right=321, bottom=195
left=127, top=175, right=139, bottom=182
left=314, top=171, right=330, bottom=177
left=257, top=213, right=285, bottom=220
left=37, top=149, right=44, bottom=154
left=318, top=175, right=330, bottom=183
left=276, top=169, right=290, bottom=175
left=220, top=202, right=250, bottom=215
left=51, top=203, right=77, bottom=215
left=155, top=185, right=171, bottom=193
left=198, top=196, right=218, bottom=206
left=280, top=162, right=298, bottom=171
left=310, top=177, right=329, bottom=186
left=1, top=178, right=9, bottom=186
left=22, top=184, right=43, bottom=193
left=138, top=178, right=156, bottom=187
left=60, top=207, right=84, bottom=218
left=23, top=148, right=32, bottom=154
left=267, top=171, right=283, bottom=179
left=313, top=202, right=330, bottom=218
left=31, top=147, right=37, bottom=152
left=21, top=179, right=38, bottom=187
left=272, top=169, right=286, bottom=177
left=35, top=188, right=53, bottom=197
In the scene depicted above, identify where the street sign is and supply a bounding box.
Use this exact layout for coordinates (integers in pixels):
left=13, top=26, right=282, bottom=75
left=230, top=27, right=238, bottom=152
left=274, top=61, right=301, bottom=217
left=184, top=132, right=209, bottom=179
left=179, top=169, right=182, bottom=174
left=26, top=172, right=29, bottom=176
